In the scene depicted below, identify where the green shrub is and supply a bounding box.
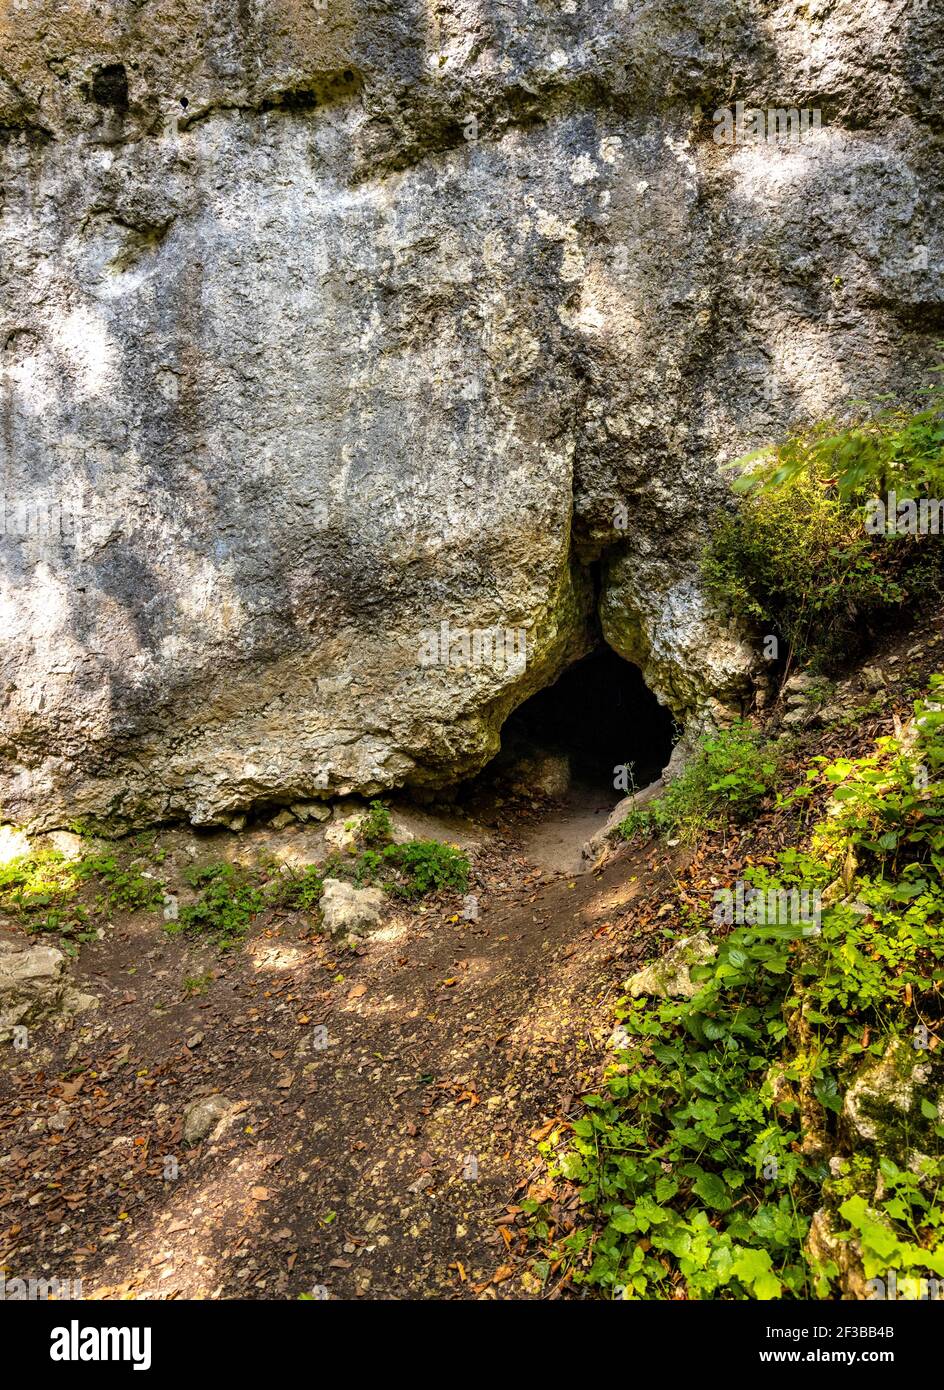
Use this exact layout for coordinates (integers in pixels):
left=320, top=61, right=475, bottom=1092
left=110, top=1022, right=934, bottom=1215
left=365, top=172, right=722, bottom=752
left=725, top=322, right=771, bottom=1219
left=182, top=972, right=214, bottom=997
left=73, top=852, right=165, bottom=911
left=360, top=800, right=393, bottom=847
left=380, top=840, right=469, bottom=899
left=805, top=675, right=944, bottom=879
left=168, top=862, right=265, bottom=949
left=268, top=865, right=324, bottom=912
left=734, top=379, right=944, bottom=501
left=620, top=721, right=779, bottom=844
left=704, top=388, right=944, bottom=668
left=536, top=676, right=944, bottom=1300
left=353, top=850, right=383, bottom=886
left=160, top=834, right=469, bottom=950
left=0, top=849, right=76, bottom=914
left=321, top=836, right=469, bottom=900
left=534, top=918, right=819, bottom=1299
left=0, top=845, right=162, bottom=936
left=32, top=903, right=95, bottom=943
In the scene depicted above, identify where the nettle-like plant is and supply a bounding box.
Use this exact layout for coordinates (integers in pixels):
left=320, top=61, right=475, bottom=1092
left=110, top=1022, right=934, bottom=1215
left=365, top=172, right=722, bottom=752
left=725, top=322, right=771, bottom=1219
left=530, top=678, right=944, bottom=1300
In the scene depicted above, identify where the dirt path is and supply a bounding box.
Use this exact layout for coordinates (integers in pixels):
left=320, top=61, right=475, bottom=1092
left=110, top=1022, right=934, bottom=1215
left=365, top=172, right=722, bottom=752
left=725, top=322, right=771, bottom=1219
left=0, top=807, right=673, bottom=1301
left=516, top=780, right=620, bottom=875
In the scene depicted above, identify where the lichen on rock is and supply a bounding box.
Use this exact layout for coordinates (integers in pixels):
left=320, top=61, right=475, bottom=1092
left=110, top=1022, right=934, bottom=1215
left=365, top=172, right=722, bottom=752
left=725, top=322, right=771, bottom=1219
left=843, top=1036, right=944, bottom=1160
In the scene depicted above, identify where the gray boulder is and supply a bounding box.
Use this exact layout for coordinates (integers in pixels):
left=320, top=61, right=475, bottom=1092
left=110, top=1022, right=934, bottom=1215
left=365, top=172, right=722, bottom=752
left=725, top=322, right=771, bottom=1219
left=0, top=941, right=97, bottom=1041
left=319, top=879, right=387, bottom=937
left=181, top=1094, right=234, bottom=1146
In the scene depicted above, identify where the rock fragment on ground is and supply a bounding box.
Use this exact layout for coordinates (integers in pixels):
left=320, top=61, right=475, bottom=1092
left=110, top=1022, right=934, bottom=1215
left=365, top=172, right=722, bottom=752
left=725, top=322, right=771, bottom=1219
left=181, top=1095, right=235, bottom=1145
left=627, top=931, right=717, bottom=1001
left=0, top=941, right=97, bottom=1041
left=319, top=879, right=386, bottom=937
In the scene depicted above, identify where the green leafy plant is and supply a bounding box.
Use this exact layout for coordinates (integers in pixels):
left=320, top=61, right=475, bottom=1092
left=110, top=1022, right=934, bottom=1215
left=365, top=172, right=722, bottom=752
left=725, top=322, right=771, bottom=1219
left=182, top=972, right=214, bottom=997
left=353, top=850, right=383, bottom=886
left=380, top=840, right=469, bottom=899
left=0, top=845, right=162, bottom=937
left=704, top=384, right=944, bottom=669
left=167, top=862, right=265, bottom=949
left=529, top=921, right=813, bottom=1298
left=621, top=721, right=779, bottom=844
left=73, top=852, right=165, bottom=911
left=536, top=676, right=944, bottom=1300
left=320, top=835, right=469, bottom=900
left=267, top=865, right=324, bottom=913
left=0, top=848, right=77, bottom=914
left=33, top=903, right=96, bottom=943
left=360, top=800, right=393, bottom=847
left=733, top=373, right=944, bottom=501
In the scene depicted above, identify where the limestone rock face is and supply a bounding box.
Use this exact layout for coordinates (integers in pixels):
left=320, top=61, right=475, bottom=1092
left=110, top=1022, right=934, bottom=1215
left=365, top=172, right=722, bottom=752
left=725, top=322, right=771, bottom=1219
left=0, top=940, right=97, bottom=1040
left=600, top=555, right=757, bottom=721
left=1, top=2, right=942, bottom=828
left=627, top=931, right=717, bottom=1001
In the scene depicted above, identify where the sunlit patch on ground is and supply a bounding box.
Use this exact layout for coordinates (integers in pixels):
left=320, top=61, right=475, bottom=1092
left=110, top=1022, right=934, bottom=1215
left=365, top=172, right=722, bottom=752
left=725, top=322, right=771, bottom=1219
left=577, top=874, right=644, bottom=920
left=368, top=917, right=410, bottom=945
left=249, top=941, right=308, bottom=972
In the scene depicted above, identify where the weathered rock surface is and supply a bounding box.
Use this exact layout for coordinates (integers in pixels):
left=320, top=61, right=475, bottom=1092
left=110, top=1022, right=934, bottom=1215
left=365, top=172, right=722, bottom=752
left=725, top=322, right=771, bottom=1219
left=319, top=877, right=386, bottom=937
left=843, top=1035, right=943, bottom=1157
left=507, top=751, right=572, bottom=800
left=805, top=1036, right=944, bottom=1299
left=0, top=940, right=97, bottom=1041
left=806, top=1205, right=872, bottom=1302
left=323, top=805, right=367, bottom=854
left=290, top=802, right=331, bottom=824
left=181, top=1093, right=234, bottom=1146
left=1, top=2, right=942, bottom=828
left=627, top=930, right=717, bottom=1001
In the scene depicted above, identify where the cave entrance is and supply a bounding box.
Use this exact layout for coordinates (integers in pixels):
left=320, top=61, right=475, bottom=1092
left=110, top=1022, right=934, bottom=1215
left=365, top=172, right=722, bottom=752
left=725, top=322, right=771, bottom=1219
left=493, top=645, right=676, bottom=809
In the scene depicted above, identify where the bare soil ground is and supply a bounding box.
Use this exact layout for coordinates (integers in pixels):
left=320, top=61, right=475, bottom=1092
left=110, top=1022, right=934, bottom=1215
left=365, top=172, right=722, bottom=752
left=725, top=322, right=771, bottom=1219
left=0, top=796, right=675, bottom=1301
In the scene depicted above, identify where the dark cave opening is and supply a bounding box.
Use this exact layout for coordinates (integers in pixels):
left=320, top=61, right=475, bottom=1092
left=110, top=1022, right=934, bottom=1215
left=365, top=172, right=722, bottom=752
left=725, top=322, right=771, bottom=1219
left=89, top=63, right=129, bottom=112
left=494, top=646, right=676, bottom=806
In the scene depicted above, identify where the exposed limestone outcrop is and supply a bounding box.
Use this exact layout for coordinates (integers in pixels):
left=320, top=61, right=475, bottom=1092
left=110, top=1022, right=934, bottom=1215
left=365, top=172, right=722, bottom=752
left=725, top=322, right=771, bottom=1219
left=627, top=931, right=717, bottom=1001
left=0, top=940, right=98, bottom=1041
left=804, top=1037, right=944, bottom=1298
left=1, top=2, right=942, bottom=828
left=319, top=877, right=386, bottom=937
left=843, top=1035, right=944, bottom=1160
